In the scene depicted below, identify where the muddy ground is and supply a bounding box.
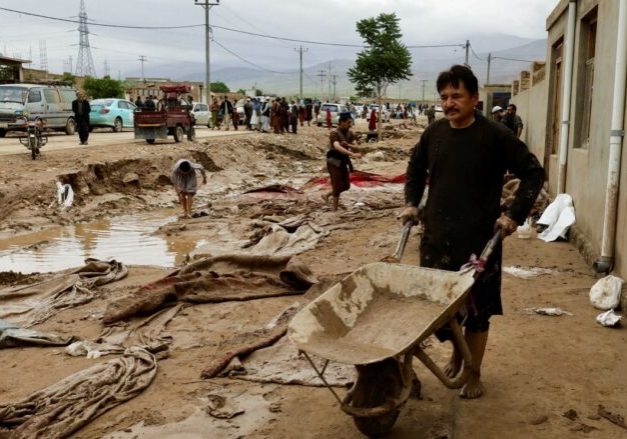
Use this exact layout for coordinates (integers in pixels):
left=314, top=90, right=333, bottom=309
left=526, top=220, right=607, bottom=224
left=1, top=118, right=626, bottom=438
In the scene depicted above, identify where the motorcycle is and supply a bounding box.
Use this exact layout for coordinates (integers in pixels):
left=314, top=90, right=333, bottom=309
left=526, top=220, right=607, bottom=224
left=17, top=115, right=47, bottom=160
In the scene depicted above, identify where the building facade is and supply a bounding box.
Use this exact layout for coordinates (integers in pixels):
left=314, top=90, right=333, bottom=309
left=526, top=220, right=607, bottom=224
left=512, top=0, right=627, bottom=277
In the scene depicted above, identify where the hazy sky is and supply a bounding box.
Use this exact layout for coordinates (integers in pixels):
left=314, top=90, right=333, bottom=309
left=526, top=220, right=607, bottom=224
left=0, top=0, right=559, bottom=77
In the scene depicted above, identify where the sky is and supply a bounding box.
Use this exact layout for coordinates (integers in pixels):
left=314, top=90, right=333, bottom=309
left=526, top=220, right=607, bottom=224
left=0, top=0, right=560, bottom=78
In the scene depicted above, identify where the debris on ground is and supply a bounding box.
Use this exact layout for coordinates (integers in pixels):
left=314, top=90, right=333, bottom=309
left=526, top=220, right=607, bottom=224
left=525, top=307, right=573, bottom=316
left=589, top=274, right=624, bottom=310
left=598, top=405, right=627, bottom=430
left=0, top=318, right=76, bottom=348
left=596, top=309, right=622, bottom=327
left=206, top=394, right=245, bottom=419
left=536, top=193, right=576, bottom=242
left=503, top=266, right=557, bottom=279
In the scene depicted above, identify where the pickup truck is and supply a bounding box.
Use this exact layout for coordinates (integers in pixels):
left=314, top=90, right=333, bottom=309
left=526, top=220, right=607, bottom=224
left=134, top=85, right=195, bottom=144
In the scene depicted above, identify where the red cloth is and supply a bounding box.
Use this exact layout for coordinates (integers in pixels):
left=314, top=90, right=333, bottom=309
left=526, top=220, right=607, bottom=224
left=325, top=109, right=332, bottom=129
left=303, top=170, right=406, bottom=188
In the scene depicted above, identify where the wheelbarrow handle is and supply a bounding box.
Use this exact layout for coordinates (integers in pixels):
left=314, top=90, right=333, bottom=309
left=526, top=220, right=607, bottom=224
left=479, top=229, right=502, bottom=262
left=392, top=221, right=414, bottom=261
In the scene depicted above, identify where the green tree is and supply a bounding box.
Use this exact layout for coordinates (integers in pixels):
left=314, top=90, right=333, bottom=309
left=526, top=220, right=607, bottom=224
left=59, top=72, right=76, bottom=86
left=83, top=76, right=124, bottom=99
left=211, top=82, right=230, bottom=93
left=347, top=13, right=412, bottom=140
left=255, top=89, right=263, bottom=97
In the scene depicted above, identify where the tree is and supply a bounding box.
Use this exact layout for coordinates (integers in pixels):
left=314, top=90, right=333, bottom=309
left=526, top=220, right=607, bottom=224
left=347, top=13, right=412, bottom=140
left=211, top=82, right=230, bottom=93
left=59, top=72, right=76, bottom=86
left=83, top=76, right=124, bottom=99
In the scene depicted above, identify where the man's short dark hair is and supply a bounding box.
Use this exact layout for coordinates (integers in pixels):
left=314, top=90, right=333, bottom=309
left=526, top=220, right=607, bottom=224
left=436, top=65, right=479, bottom=96
left=179, top=160, right=191, bottom=172
left=507, top=103, right=517, bottom=111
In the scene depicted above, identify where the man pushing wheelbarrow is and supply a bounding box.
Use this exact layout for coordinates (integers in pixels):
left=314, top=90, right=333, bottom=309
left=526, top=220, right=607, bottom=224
left=289, top=65, right=544, bottom=437
left=400, top=65, right=544, bottom=399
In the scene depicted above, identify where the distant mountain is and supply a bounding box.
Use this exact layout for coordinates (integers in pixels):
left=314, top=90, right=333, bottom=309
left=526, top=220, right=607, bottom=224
left=123, top=36, right=547, bottom=99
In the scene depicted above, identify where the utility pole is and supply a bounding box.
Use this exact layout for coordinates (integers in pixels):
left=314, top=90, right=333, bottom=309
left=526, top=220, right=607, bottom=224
left=464, top=39, right=470, bottom=66
left=294, top=46, right=308, bottom=100
left=138, top=55, right=147, bottom=82
left=103, top=59, right=110, bottom=77
left=332, top=75, right=338, bottom=101
left=316, top=69, right=326, bottom=100
left=486, top=52, right=492, bottom=84
left=195, top=0, right=221, bottom=105
left=327, top=63, right=332, bottom=102
left=420, top=79, right=428, bottom=103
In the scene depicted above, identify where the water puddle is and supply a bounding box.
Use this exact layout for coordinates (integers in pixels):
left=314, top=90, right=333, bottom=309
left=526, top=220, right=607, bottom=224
left=0, top=210, right=203, bottom=273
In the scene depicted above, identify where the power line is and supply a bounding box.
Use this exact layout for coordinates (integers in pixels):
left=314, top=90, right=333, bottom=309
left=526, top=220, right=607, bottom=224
left=493, top=56, right=536, bottom=63
left=212, top=38, right=292, bottom=74
left=0, top=6, right=203, bottom=29
left=0, top=6, right=468, bottom=49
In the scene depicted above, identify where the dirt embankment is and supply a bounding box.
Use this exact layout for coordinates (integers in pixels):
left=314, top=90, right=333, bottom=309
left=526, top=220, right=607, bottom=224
left=0, top=124, right=417, bottom=237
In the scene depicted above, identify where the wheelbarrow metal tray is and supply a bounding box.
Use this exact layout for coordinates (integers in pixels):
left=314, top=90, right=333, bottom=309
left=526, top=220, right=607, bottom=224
left=288, top=262, right=475, bottom=365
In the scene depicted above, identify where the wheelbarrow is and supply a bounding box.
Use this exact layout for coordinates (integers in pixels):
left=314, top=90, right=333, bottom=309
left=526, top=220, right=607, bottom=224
left=288, top=223, right=501, bottom=437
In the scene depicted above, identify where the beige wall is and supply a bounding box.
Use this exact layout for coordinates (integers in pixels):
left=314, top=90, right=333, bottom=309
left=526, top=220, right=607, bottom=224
left=543, top=0, right=627, bottom=276
left=510, top=76, right=548, bottom=163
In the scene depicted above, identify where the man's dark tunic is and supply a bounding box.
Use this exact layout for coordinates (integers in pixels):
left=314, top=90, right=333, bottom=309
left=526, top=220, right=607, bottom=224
left=405, top=112, right=544, bottom=330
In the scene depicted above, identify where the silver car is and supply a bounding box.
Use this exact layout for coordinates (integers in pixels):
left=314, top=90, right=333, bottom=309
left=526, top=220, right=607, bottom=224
left=316, top=103, right=348, bottom=126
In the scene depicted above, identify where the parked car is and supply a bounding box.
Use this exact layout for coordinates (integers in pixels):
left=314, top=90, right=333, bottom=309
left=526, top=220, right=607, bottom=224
left=366, top=104, right=390, bottom=123
left=89, top=98, right=136, bottom=132
left=190, top=103, right=210, bottom=126
left=0, top=84, right=77, bottom=137
left=316, top=103, right=348, bottom=126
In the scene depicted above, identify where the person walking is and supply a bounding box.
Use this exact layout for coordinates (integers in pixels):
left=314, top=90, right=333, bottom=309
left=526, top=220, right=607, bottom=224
left=251, top=98, right=261, bottom=130
left=399, top=65, right=544, bottom=399
left=210, top=98, right=220, bottom=130
left=244, top=97, right=253, bottom=130
left=425, top=105, right=436, bottom=124
left=171, top=159, right=207, bottom=219
left=220, top=96, right=233, bottom=130
left=134, top=96, right=143, bottom=108
left=322, top=112, right=363, bottom=211
left=290, top=100, right=299, bottom=134
left=325, top=107, right=332, bottom=129
left=368, top=108, right=377, bottom=132
left=72, top=90, right=91, bottom=145
left=502, top=104, right=524, bottom=138
left=260, top=99, right=271, bottom=133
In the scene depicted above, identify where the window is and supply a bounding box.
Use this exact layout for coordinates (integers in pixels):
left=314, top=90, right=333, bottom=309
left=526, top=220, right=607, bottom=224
left=59, top=89, right=76, bottom=104
left=28, top=89, right=42, bottom=103
left=577, top=7, right=597, bottom=148
left=43, top=89, right=60, bottom=104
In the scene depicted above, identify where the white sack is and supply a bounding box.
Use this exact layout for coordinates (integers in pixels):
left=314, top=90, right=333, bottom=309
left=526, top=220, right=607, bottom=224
left=537, top=194, right=576, bottom=242
left=589, top=275, right=624, bottom=310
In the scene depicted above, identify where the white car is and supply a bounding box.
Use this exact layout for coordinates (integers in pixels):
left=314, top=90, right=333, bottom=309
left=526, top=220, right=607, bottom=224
left=316, top=103, right=349, bottom=126
left=190, top=103, right=210, bottom=126
left=366, top=104, right=390, bottom=123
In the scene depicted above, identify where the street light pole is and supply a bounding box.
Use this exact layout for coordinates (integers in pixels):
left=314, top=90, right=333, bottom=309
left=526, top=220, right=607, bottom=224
left=195, top=0, right=220, bottom=106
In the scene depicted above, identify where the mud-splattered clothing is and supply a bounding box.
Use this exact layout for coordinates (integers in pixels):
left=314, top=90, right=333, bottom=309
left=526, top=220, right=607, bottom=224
left=326, top=128, right=356, bottom=197
left=171, top=159, right=206, bottom=194
left=404, top=112, right=544, bottom=329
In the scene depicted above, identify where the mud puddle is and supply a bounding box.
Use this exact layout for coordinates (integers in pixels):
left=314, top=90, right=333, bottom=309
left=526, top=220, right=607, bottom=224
left=0, top=210, right=204, bottom=273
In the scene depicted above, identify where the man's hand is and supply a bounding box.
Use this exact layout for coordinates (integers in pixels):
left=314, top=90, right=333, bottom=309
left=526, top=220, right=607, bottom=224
left=399, top=206, right=419, bottom=225
left=351, top=152, right=363, bottom=159
left=495, top=213, right=517, bottom=238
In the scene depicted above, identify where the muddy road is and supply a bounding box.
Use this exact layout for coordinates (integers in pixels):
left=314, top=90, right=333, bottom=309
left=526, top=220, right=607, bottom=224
left=0, top=118, right=626, bottom=438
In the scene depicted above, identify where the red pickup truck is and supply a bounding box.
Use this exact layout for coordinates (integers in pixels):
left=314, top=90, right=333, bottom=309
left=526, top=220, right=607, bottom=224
left=134, top=85, right=195, bottom=144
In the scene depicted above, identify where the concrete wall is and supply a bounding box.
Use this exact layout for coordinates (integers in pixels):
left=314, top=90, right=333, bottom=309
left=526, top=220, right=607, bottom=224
left=510, top=74, right=548, bottom=162
left=541, top=0, right=627, bottom=277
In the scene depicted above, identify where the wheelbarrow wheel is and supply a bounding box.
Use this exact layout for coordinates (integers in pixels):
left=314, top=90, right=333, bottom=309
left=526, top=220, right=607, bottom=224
left=351, top=358, right=403, bottom=437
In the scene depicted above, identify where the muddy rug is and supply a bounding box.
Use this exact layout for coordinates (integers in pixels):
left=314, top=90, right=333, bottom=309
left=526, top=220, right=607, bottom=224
left=201, top=305, right=301, bottom=379
left=0, top=319, right=75, bottom=349
left=0, top=259, right=127, bottom=327
left=228, top=336, right=353, bottom=387
left=0, top=347, right=156, bottom=439
left=103, top=255, right=316, bottom=324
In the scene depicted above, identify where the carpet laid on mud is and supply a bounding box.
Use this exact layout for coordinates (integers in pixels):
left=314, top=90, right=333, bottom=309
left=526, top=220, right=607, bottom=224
left=103, top=255, right=317, bottom=324
left=0, top=347, right=156, bottom=439
left=0, top=259, right=127, bottom=327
